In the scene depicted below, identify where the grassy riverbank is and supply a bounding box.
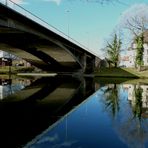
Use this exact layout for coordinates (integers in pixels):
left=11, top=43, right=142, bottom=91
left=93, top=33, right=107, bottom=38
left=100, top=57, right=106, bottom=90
left=94, top=68, right=148, bottom=78
left=1, top=66, right=148, bottom=79
left=0, top=66, right=35, bottom=74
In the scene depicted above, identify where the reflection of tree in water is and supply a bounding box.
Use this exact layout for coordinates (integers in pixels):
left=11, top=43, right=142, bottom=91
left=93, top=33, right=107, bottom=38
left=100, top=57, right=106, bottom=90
left=101, top=83, right=148, bottom=147
left=116, top=118, right=148, bottom=148
left=103, top=84, right=119, bottom=118
left=133, top=85, right=143, bottom=120
left=114, top=84, right=148, bottom=148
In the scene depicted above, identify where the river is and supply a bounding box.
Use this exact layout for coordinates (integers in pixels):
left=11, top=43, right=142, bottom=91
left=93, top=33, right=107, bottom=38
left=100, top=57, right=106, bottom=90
left=0, top=75, right=148, bottom=148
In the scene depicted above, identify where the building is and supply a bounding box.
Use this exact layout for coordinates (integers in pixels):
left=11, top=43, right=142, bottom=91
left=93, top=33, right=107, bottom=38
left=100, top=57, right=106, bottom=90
left=120, top=50, right=136, bottom=67
left=131, top=43, right=148, bottom=66
left=0, top=50, right=12, bottom=66
left=0, top=50, right=31, bottom=67
left=120, top=30, right=148, bottom=68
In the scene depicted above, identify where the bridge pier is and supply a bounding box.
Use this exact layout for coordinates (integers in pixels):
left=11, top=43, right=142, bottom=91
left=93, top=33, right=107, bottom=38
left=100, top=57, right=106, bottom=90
left=79, top=53, right=95, bottom=74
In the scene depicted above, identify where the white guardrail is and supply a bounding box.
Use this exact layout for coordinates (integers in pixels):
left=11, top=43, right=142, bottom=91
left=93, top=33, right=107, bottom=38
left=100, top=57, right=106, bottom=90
left=0, top=0, right=99, bottom=57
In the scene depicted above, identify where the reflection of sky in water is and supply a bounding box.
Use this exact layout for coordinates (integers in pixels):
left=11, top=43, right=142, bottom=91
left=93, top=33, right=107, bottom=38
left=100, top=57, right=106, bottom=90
left=25, top=84, right=148, bottom=148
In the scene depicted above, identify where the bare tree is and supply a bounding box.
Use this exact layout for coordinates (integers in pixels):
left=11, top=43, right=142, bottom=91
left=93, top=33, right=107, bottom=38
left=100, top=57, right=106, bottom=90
left=120, top=4, right=148, bottom=70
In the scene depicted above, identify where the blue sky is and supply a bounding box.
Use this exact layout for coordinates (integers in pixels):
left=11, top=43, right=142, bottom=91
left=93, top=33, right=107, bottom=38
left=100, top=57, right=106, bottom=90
left=5, top=0, right=148, bottom=57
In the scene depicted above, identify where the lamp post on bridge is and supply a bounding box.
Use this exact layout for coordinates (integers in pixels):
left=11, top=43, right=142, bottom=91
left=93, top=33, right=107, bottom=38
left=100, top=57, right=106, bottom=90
left=86, top=32, right=90, bottom=50
left=5, top=0, right=8, bottom=5
left=66, top=10, right=70, bottom=40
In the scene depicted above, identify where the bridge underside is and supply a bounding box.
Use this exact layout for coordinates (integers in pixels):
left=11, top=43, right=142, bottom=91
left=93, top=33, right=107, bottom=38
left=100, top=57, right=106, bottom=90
left=0, top=27, right=82, bottom=72
left=0, top=3, right=96, bottom=73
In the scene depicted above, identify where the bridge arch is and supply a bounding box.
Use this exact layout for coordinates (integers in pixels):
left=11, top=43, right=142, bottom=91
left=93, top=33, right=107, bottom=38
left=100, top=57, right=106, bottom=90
left=0, top=2, right=96, bottom=73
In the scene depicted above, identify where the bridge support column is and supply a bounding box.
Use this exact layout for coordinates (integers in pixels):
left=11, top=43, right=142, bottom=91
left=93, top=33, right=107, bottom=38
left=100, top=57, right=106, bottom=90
left=80, top=54, right=95, bottom=74
left=82, top=53, right=87, bottom=73
left=87, top=57, right=95, bottom=73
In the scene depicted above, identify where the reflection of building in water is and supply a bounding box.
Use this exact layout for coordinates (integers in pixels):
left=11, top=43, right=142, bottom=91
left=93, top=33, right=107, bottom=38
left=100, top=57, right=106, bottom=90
left=0, top=79, right=12, bottom=100
left=123, top=84, right=148, bottom=117
left=0, top=85, right=3, bottom=99
left=0, top=79, right=32, bottom=100
left=141, top=85, right=148, bottom=108
left=123, top=84, right=135, bottom=103
left=0, top=85, right=11, bottom=100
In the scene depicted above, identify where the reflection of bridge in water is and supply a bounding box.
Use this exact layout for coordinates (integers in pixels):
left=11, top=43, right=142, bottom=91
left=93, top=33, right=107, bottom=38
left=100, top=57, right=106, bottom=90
left=0, top=1, right=99, bottom=73
left=0, top=75, right=95, bottom=148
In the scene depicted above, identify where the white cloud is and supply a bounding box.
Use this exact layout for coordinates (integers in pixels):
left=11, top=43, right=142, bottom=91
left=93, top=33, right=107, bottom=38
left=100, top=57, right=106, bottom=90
left=43, top=0, right=62, bottom=5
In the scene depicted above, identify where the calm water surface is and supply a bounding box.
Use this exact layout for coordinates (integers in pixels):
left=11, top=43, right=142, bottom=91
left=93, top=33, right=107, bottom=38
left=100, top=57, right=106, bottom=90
left=0, top=76, right=148, bottom=148
left=0, top=75, right=94, bottom=148
left=25, top=80, right=148, bottom=148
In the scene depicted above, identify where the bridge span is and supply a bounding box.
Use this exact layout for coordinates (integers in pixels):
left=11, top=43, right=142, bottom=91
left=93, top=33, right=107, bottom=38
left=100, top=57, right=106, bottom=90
left=0, top=1, right=99, bottom=73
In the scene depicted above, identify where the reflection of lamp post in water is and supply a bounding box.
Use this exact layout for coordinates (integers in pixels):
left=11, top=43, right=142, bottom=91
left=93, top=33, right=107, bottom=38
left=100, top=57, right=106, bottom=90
left=63, top=114, right=78, bottom=147
left=65, top=114, right=68, bottom=140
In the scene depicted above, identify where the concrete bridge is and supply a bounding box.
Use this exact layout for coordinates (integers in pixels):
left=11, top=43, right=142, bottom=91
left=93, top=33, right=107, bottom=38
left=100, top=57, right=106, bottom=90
left=0, top=1, right=98, bottom=73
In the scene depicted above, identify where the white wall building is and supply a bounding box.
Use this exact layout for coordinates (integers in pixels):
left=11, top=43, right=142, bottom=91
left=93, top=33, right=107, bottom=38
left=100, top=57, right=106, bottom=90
left=120, top=30, right=148, bottom=68
left=120, top=50, right=136, bottom=67
left=120, top=43, right=148, bottom=68
left=142, top=43, right=148, bottom=66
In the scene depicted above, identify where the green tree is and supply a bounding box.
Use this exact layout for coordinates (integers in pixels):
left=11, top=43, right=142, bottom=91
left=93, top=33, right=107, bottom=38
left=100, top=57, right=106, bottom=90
left=135, top=34, right=144, bottom=69
left=106, top=33, right=122, bottom=67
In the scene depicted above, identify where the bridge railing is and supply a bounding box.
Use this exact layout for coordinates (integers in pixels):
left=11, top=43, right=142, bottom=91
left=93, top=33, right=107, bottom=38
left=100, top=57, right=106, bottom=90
left=0, top=1, right=91, bottom=51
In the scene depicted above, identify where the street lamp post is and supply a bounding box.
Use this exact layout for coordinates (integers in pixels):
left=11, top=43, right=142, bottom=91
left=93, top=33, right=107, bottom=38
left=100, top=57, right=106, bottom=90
left=86, top=32, right=90, bottom=50
left=66, top=10, right=70, bottom=40
left=6, top=0, right=8, bottom=5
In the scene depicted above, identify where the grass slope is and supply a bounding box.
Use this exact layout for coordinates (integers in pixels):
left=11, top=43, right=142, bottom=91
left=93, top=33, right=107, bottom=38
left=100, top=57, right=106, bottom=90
left=95, top=68, right=148, bottom=78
